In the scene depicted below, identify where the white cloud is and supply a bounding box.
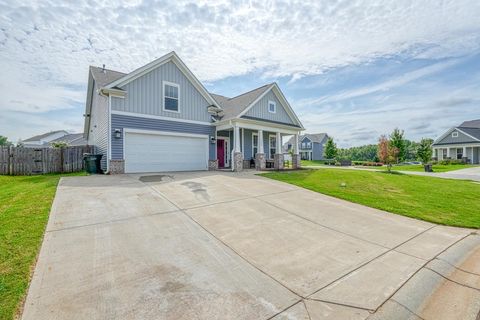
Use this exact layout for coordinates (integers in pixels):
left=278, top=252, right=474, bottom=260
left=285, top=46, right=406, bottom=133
left=296, top=59, right=462, bottom=107
left=0, top=0, right=480, bottom=141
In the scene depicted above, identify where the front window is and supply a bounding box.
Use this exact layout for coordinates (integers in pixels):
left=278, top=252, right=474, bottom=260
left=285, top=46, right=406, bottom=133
left=268, top=100, right=276, bottom=113
left=163, top=82, right=179, bottom=112
left=269, top=136, right=276, bottom=159
left=252, top=133, right=258, bottom=157
left=442, top=149, right=447, bottom=159
left=457, top=148, right=463, bottom=160
left=452, top=131, right=458, bottom=138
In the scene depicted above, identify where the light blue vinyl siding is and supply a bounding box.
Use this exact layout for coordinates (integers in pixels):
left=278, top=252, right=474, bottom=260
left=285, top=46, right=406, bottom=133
left=111, top=114, right=215, bottom=160
left=244, top=90, right=295, bottom=125
left=242, top=130, right=276, bottom=159
left=312, top=142, right=325, bottom=160
left=87, top=79, right=109, bottom=171
left=111, top=61, right=211, bottom=122
left=300, top=137, right=312, bottom=149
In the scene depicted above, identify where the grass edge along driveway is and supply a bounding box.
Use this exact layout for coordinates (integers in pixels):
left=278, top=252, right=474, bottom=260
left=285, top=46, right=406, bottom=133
left=0, top=173, right=85, bottom=320
left=261, top=169, right=480, bottom=229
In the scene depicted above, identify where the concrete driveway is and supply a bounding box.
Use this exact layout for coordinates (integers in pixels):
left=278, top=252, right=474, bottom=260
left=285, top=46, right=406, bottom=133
left=22, top=171, right=480, bottom=320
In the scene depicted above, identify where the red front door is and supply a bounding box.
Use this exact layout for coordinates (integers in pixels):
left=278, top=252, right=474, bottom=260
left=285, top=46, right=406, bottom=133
left=217, top=139, right=225, bottom=168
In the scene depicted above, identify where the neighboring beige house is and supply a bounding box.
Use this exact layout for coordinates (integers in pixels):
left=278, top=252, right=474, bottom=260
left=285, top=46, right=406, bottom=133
left=432, top=119, right=480, bottom=164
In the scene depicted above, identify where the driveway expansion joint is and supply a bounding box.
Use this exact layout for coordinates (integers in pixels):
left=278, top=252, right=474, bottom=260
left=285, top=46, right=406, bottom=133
left=143, top=179, right=305, bottom=300
left=390, top=299, right=426, bottom=320
left=424, top=266, right=480, bottom=292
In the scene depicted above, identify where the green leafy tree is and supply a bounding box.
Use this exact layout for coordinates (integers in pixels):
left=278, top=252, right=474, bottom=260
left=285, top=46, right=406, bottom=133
left=389, top=128, right=406, bottom=162
left=51, top=141, right=68, bottom=148
left=416, top=138, right=433, bottom=164
left=324, top=137, right=338, bottom=159
left=378, top=135, right=399, bottom=172
left=0, top=135, right=12, bottom=146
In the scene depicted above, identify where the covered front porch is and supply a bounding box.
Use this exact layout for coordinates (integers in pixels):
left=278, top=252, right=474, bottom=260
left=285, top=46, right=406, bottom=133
left=434, top=145, right=480, bottom=164
left=213, top=119, right=302, bottom=171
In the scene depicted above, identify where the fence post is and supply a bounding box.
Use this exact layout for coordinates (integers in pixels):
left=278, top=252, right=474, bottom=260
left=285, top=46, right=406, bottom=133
left=8, top=145, right=13, bottom=175
left=60, top=147, right=65, bottom=173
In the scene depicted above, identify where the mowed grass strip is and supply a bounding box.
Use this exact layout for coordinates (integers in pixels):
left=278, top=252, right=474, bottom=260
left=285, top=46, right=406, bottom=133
left=0, top=173, right=85, bottom=320
left=261, top=169, right=480, bottom=229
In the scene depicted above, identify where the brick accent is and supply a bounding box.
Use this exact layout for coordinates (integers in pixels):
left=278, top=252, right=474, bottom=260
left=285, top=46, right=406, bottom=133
left=274, top=153, right=284, bottom=170
left=292, top=154, right=300, bottom=169
left=255, top=153, right=266, bottom=170
left=233, top=152, right=243, bottom=172
left=208, top=159, right=218, bottom=171
left=109, top=160, right=125, bottom=174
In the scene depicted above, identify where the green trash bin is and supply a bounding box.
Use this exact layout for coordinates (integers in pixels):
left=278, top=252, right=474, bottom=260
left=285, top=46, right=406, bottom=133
left=83, top=154, right=103, bottom=174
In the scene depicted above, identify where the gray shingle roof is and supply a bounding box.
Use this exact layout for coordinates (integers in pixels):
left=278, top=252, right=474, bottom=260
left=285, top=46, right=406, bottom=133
left=210, top=84, right=272, bottom=120
left=23, top=130, right=68, bottom=142
left=49, top=133, right=87, bottom=146
left=284, top=133, right=329, bottom=149
left=459, top=119, right=480, bottom=128
left=458, top=127, right=480, bottom=140
left=90, top=66, right=126, bottom=88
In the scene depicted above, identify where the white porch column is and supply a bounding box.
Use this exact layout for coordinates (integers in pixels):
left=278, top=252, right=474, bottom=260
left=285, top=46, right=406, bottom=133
left=276, top=132, right=282, bottom=154
left=463, top=146, right=467, bottom=157
left=234, top=125, right=241, bottom=152
left=294, top=133, right=300, bottom=155
left=274, top=132, right=284, bottom=170
left=446, top=147, right=450, bottom=158
left=292, top=132, right=301, bottom=169
left=258, top=130, right=264, bottom=154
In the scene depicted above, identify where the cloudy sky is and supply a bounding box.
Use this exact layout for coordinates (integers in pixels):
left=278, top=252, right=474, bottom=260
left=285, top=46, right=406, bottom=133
left=1, top=0, right=479, bottom=147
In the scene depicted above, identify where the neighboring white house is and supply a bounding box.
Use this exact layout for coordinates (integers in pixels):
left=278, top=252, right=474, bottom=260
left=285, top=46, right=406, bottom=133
left=432, top=119, right=480, bottom=164
left=22, top=131, right=86, bottom=148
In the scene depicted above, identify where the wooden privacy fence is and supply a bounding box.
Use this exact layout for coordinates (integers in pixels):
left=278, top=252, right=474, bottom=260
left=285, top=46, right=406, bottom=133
left=0, top=145, right=93, bottom=175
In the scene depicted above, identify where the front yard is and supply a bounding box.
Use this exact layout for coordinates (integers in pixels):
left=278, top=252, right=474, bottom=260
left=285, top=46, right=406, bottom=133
left=0, top=173, right=84, bottom=320
left=262, top=169, right=480, bottom=228
left=302, top=160, right=478, bottom=173
left=381, top=164, right=478, bottom=172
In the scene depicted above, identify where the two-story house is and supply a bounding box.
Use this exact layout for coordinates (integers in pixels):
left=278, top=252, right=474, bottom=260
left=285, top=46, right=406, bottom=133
left=432, top=119, right=480, bottom=164
left=284, top=133, right=329, bottom=160
left=84, top=52, right=305, bottom=173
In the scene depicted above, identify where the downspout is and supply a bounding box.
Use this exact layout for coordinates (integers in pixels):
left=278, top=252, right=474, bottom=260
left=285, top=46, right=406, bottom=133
left=98, top=89, right=111, bottom=174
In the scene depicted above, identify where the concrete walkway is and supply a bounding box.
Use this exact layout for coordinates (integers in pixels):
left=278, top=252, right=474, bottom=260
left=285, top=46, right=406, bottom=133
left=304, top=165, right=480, bottom=181
left=21, top=171, right=480, bottom=320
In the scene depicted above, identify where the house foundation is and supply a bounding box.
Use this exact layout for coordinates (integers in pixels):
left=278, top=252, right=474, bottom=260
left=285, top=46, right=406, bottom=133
left=233, top=152, right=243, bottom=172
left=274, top=153, right=284, bottom=170
left=255, top=153, right=266, bottom=170
left=109, top=160, right=125, bottom=174
left=208, top=159, right=218, bottom=171
left=292, top=154, right=301, bottom=169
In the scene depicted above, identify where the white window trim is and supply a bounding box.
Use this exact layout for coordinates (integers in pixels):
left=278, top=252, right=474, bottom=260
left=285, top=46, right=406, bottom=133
left=162, top=81, right=180, bottom=113
left=252, top=132, right=258, bottom=158
left=268, top=100, right=276, bottom=113
left=451, top=131, right=458, bottom=138
left=269, top=134, right=276, bottom=159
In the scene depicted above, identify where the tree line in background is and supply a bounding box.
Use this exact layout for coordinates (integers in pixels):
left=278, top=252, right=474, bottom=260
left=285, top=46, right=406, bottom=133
left=324, top=129, right=433, bottom=165
left=0, top=135, right=13, bottom=146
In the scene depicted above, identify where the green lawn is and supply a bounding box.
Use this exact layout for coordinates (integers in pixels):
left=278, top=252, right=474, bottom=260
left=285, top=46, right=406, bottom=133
left=354, top=164, right=477, bottom=172
left=0, top=173, right=85, bottom=320
left=385, top=164, right=478, bottom=173
left=261, top=169, right=480, bottom=229
left=301, top=160, right=329, bottom=166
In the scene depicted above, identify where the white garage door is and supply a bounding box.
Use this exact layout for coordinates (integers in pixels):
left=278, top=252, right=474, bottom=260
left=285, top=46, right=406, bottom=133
left=124, top=131, right=209, bottom=173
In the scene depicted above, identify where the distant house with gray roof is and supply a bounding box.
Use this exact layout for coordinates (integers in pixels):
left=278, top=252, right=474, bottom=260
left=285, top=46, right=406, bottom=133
left=284, top=133, right=329, bottom=160
left=22, top=131, right=86, bottom=148
left=432, top=119, right=480, bottom=164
